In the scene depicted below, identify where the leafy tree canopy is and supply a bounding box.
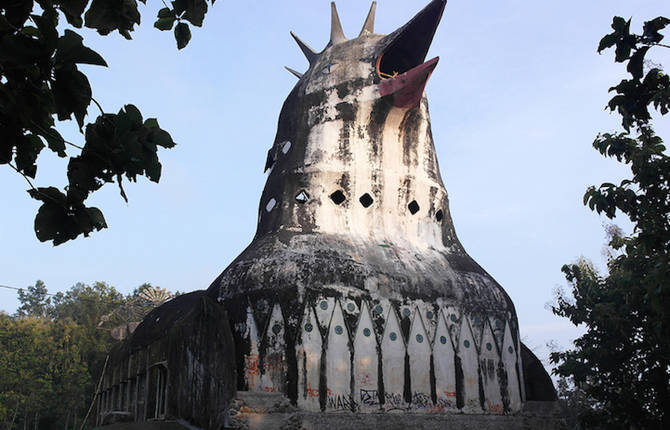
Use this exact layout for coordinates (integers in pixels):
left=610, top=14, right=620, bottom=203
left=1, top=279, right=177, bottom=429
left=0, top=314, right=90, bottom=430
left=15, top=279, right=51, bottom=317
left=0, top=0, right=214, bottom=245
left=551, top=16, right=670, bottom=430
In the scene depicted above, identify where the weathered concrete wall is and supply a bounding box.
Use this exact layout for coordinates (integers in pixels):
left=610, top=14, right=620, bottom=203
left=232, top=411, right=568, bottom=430
left=229, top=391, right=567, bottom=430
left=207, top=0, right=529, bottom=417
left=97, top=293, right=236, bottom=430
left=98, top=2, right=559, bottom=429
left=222, top=294, right=523, bottom=415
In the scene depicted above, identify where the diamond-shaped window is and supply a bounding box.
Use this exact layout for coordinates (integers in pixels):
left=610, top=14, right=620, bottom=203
left=330, top=190, right=346, bottom=205
left=359, top=193, right=374, bottom=208
left=295, top=190, right=309, bottom=203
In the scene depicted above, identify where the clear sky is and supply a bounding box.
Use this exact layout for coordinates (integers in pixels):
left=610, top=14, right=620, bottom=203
left=1, top=0, right=668, bottom=370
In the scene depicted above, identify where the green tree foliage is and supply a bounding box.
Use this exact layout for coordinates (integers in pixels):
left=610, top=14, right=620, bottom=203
left=0, top=315, right=90, bottom=430
left=551, top=16, right=670, bottom=430
left=15, top=279, right=51, bottom=317
left=1, top=280, right=171, bottom=429
left=1, top=0, right=214, bottom=245
left=51, top=282, right=125, bottom=384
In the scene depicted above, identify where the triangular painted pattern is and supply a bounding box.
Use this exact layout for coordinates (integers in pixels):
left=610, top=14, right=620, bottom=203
left=243, top=305, right=262, bottom=391
left=325, top=300, right=354, bottom=411
left=502, top=317, right=522, bottom=413
left=407, top=309, right=431, bottom=410
left=381, top=305, right=406, bottom=411
left=432, top=310, right=457, bottom=411
left=259, top=304, right=286, bottom=393
left=458, top=316, right=481, bottom=413
left=353, top=301, right=380, bottom=411
left=443, top=304, right=462, bottom=346
left=480, top=320, right=503, bottom=414
left=297, top=305, right=322, bottom=411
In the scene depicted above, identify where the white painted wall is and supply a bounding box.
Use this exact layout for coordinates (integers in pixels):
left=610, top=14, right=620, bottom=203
left=408, top=311, right=431, bottom=411
left=325, top=301, right=354, bottom=411
left=502, top=320, right=522, bottom=412
left=297, top=306, right=323, bottom=411
left=353, top=302, right=380, bottom=411
left=433, top=311, right=457, bottom=412
left=259, top=304, right=286, bottom=393
left=381, top=307, right=406, bottom=411
left=243, top=305, right=262, bottom=391
left=480, top=322, right=503, bottom=414
left=458, top=318, right=481, bottom=413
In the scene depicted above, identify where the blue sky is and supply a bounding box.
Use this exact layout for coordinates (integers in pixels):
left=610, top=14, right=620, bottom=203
left=1, top=0, right=668, bottom=369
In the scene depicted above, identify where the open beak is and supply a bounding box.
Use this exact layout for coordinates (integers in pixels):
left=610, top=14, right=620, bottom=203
left=377, top=0, right=446, bottom=108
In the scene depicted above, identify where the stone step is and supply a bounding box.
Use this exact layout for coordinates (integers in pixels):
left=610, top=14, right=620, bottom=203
left=234, top=391, right=296, bottom=414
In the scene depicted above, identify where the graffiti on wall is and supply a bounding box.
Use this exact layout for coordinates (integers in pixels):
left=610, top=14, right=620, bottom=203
left=238, top=298, right=523, bottom=414
left=359, top=389, right=381, bottom=406
left=327, top=394, right=358, bottom=411
left=384, top=392, right=405, bottom=410
left=244, top=354, right=260, bottom=388
left=411, top=392, right=431, bottom=409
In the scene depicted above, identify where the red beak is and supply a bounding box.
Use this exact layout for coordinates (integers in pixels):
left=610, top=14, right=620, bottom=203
left=376, top=0, right=445, bottom=108
left=379, top=57, right=439, bottom=108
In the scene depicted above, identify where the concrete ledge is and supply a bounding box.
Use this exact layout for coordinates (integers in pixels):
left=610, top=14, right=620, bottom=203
left=236, top=392, right=296, bottom=414
left=231, top=410, right=568, bottom=430
left=96, top=400, right=567, bottom=430
left=94, top=421, right=193, bottom=430
left=228, top=393, right=567, bottom=429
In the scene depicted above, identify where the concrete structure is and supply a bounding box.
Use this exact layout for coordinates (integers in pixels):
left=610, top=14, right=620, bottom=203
left=212, top=0, right=526, bottom=415
left=97, top=1, right=563, bottom=429
left=96, top=292, right=236, bottom=429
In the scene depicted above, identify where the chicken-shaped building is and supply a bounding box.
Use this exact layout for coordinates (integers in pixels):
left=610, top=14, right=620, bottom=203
left=209, top=0, right=521, bottom=415
left=97, top=2, right=560, bottom=429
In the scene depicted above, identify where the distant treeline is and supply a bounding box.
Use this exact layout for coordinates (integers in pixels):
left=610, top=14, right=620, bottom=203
left=0, top=281, right=176, bottom=430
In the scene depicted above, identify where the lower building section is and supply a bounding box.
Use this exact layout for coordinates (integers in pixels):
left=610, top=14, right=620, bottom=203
left=96, top=292, right=236, bottom=429
left=225, top=292, right=524, bottom=415
left=96, top=291, right=558, bottom=430
left=229, top=392, right=567, bottom=430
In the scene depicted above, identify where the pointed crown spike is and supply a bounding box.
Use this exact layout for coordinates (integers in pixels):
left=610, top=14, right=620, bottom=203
left=359, top=2, right=377, bottom=36
left=284, top=66, right=303, bottom=79
left=330, top=2, right=347, bottom=44
left=290, top=31, right=318, bottom=65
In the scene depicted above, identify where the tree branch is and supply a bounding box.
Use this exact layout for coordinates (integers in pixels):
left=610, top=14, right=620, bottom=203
left=91, top=98, right=105, bottom=116
left=30, top=122, right=84, bottom=151
left=7, top=163, right=66, bottom=207
left=7, top=162, right=38, bottom=192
